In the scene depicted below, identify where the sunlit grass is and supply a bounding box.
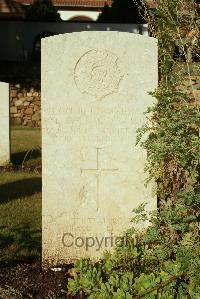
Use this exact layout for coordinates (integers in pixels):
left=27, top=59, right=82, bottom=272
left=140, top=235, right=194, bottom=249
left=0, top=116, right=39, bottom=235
left=0, top=128, right=42, bottom=264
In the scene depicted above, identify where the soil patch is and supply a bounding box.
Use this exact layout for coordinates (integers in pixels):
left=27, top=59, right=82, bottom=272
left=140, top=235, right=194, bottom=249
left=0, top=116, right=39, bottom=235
left=0, top=261, right=81, bottom=298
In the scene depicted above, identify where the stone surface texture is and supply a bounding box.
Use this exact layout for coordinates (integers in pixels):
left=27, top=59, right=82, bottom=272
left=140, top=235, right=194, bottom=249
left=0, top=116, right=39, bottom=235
left=0, top=82, right=10, bottom=166
left=8, top=78, right=200, bottom=128
left=10, top=85, right=41, bottom=127
left=42, top=32, right=158, bottom=266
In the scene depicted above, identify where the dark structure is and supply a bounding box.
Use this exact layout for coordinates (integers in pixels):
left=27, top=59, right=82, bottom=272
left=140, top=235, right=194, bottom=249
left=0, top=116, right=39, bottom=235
left=98, top=0, right=145, bottom=23
left=0, top=0, right=25, bottom=19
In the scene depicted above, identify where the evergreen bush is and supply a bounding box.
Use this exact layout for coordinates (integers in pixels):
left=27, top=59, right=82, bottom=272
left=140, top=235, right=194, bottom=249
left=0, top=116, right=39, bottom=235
left=67, top=1, right=200, bottom=297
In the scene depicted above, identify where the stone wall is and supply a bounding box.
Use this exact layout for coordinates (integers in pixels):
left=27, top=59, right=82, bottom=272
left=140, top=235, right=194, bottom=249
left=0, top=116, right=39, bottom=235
left=9, top=75, right=200, bottom=128
left=10, top=85, right=41, bottom=127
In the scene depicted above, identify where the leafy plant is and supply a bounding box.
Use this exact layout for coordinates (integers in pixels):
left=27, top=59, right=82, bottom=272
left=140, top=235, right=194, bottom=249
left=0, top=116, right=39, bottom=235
left=97, top=0, right=145, bottom=24
left=67, top=0, right=200, bottom=297
left=0, top=286, right=23, bottom=299
left=25, top=0, right=61, bottom=21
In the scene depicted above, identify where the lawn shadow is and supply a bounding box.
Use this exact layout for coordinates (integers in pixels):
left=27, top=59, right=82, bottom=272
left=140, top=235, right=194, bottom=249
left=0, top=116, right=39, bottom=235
left=0, top=223, right=41, bottom=266
left=0, top=231, right=14, bottom=250
left=0, top=178, right=42, bottom=204
left=11, top=149, right=41, bottom=166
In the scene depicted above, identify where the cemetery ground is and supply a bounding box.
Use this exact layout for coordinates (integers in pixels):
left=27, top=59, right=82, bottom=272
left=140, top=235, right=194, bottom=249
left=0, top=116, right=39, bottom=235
left=0, top=127, right=71, bottom=299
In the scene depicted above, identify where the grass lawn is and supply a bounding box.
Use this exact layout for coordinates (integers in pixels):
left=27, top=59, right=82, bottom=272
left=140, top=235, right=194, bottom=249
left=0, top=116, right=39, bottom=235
left=0, top=127, right=42, bottom=264
left=11, top=127, right=41, bottom=170
left=0, top=129, right=69, bottom=299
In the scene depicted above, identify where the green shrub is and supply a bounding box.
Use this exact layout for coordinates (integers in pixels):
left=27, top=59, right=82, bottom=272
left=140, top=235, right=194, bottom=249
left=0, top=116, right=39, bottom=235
left=0, top=286, right=23, bottom=299
left=67, top=0, right=200, bottom=297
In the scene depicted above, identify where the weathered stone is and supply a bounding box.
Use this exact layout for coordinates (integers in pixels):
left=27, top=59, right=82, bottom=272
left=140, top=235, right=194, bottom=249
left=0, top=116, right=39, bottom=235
left=13, top=113, right=21, bottom=118
left=27, top=121, right=34, bottom=127
left=14, top=99, right=23, bottom=106
left=34, top=100, right=41, bottom=106
left=10, top=106, right=17, bottom=114
left=17, top=93, right=23, bottom=98
left=0, top=82, right=10, bottom=166
left=9, top=84, right=42, bottom=127
left=24, top=107, right=33, bottom=115
left=32, top=112, right=41, bottom=121
left=33, top=96, right=40, bottom=102
left=26, top=96, right=34, bottom=102
left=23, top=119, right=28, bottom=126
left=11, top=90, right=17, bottom=97
left=42, top=32, right=158, bottom=265
left=34, top=105, right=40, bottom=111
left=11, top=117, right=21, bottom=126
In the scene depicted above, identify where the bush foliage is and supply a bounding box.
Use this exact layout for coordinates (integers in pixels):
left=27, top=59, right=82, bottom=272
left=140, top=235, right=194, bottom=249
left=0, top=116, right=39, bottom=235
left=67, top=0, right=200, bottom=297
left=25, top=0, right=61, bottom=21
left=97, top=0, right=145, bottom=24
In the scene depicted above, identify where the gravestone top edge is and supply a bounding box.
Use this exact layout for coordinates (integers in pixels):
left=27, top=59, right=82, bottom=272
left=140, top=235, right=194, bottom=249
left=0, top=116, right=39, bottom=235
left=0, top=82, right=9, bottom=86
left=41, top=31, right=158, bottom=45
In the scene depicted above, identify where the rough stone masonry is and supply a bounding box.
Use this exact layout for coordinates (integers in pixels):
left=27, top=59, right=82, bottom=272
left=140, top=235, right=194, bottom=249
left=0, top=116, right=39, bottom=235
left=0, top=82, right=10, bottom=166
left=42, top=32, right=158, bottom=266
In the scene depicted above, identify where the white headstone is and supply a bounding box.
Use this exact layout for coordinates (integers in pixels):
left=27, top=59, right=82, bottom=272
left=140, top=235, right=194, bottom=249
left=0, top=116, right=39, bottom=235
left=0, top=82, right=10, bottom=166
left=42, top=32, right=158, bottom=266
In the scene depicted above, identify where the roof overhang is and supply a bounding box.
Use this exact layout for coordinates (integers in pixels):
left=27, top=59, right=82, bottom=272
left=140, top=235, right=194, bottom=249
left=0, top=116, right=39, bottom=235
left=15, top=0, right=112, bottom=9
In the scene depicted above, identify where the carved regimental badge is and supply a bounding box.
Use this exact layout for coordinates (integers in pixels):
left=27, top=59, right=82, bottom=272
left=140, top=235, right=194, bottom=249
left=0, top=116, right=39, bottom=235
left=74, top=49, right=124, bottom=100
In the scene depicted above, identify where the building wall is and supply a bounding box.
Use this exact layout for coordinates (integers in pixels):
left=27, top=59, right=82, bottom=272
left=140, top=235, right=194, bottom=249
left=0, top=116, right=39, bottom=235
left=58, top=10, right=99, bottom=21
left=10, top=84, right=41, bottom=127
left=0, top=21, right=148, bottom=62
left=2, top=21, right=149, bottom=127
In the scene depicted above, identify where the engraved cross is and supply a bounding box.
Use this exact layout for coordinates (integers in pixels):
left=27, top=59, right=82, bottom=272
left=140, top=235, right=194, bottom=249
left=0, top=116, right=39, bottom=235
left=80, top=148, right=118, bottom=211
